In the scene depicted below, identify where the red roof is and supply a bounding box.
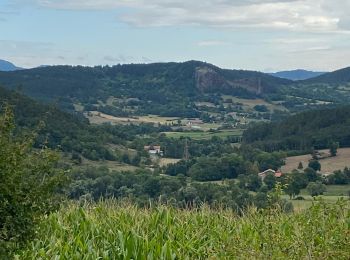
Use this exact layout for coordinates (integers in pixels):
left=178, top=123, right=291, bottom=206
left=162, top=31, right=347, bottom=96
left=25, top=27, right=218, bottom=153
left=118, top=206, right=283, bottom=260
left=275, top=171, right=283, bottom=178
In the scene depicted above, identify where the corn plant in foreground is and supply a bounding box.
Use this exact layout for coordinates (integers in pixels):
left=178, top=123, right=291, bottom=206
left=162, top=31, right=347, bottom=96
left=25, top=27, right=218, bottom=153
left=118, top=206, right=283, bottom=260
left=16, top=199, right=349, bottom=259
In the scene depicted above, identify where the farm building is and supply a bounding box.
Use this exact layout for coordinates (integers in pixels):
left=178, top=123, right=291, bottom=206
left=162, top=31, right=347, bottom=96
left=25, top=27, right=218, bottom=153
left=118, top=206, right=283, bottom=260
left=144, top=145, right=163, bottom=156
left=258, top=169, right=283, bottom=180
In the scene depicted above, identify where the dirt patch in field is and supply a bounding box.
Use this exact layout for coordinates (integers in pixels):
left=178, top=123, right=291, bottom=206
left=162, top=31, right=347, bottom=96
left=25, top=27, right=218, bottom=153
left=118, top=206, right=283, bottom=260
left=282, top=148, right=350, bottom=174
left=158, top=158, right=181, bottom=167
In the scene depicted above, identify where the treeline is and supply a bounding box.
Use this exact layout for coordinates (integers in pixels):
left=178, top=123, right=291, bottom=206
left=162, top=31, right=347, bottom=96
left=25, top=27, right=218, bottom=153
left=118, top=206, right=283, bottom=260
left=67, top=166, right=292, bottom=213
left=243, top=105, right=350, bottom=151
left=164, top=147, right=285, bottom=181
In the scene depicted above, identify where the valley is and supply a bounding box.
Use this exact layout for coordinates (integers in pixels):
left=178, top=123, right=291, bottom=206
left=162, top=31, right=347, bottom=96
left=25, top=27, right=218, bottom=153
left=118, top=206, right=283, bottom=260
left=1, top=61, right=350, bottom=259
left=2, top=0, right=350, bottom=257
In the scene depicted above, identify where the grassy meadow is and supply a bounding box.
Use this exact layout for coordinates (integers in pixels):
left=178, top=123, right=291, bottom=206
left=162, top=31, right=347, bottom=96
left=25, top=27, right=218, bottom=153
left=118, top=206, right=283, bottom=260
left=283, top=184, right=350, bottom=211
left=163, top=129, right=243, bottom=140
left=16, top=199, right=349, bottom=259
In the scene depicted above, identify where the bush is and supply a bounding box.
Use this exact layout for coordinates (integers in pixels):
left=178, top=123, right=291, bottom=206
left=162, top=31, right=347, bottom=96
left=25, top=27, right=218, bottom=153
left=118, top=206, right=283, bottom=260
left=306, top=181, right=327, bottom=197
left=0, top=107, right=66, bottom=255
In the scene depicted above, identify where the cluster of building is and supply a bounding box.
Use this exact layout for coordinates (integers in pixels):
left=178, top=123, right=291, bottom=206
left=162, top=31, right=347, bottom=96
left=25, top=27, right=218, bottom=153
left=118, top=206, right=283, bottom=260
left=144, top=145, right=163, bottom=156
left=258, top=169, right=283, bottom=180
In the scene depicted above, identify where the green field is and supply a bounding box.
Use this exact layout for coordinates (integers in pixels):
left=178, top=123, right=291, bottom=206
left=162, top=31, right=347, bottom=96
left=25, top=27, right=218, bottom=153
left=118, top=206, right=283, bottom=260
left=163, top=129, right=243, bottom=140
left=17, top=200, right=350, bottom=259
left=283, top=184, right=350, bottom=211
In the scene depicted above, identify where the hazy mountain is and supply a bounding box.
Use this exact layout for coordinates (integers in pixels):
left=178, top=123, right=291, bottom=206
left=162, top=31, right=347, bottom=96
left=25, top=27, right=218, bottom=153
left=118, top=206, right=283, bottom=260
left=0, top=59, right=23, bottom=71
left=270, top=69, right=326, bottom=81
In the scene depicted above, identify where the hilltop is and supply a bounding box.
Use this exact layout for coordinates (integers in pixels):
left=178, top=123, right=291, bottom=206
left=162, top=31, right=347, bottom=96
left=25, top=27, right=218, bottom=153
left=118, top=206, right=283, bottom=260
left=304, top=66, right=350, bottom=84
left=0, top=59, right=23, bottom=71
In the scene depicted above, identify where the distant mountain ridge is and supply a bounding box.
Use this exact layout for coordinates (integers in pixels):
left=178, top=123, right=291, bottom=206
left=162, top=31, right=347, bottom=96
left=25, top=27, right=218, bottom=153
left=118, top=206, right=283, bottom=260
left=0, top=61, right=292, bottom=117
left=304, top=66, right=350, bottom=84
left=1, top=60, right=350, bottom=117
left=0, top=59, right=23, bottom=71
left=269, top=69, right=326, bottom=81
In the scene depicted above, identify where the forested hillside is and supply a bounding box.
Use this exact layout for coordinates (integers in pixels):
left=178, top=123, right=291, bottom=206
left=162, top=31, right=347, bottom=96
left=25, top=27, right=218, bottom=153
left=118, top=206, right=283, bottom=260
left=304, top=66, right=350, bottom=84
left=0, top=86, right=166, bottom=161
left=243, top=105, right=350, bottom=151
left=0, top=61, right=291, bottom=117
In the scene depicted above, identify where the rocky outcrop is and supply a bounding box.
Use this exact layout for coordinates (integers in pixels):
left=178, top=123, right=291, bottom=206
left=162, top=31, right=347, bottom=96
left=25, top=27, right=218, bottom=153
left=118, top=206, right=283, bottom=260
left=195, top=66, right=262, bottom=95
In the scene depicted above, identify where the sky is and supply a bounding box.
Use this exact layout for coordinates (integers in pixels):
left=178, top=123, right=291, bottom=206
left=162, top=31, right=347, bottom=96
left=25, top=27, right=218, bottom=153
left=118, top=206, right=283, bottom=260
left=0, top=0, right=350, bottom=72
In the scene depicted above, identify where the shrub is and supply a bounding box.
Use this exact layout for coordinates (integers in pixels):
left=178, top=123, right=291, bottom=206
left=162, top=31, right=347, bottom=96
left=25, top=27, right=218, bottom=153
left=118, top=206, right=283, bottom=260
left=0, top=107, right=66, bottom=255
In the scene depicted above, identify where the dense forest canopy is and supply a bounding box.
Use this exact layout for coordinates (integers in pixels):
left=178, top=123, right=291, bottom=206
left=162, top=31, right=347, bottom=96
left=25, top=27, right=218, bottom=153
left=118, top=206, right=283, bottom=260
left=243, top=105, right=350, bottom=151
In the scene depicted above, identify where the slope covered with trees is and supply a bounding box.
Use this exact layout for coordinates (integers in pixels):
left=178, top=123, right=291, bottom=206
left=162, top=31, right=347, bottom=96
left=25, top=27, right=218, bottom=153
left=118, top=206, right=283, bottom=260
left=0, top=61, right=291, bottom=116
left=243, top=105, right=350, bottom=151
left=0, top=86, right=166, bottom=161
left=304, top=66, right=350, bottom=85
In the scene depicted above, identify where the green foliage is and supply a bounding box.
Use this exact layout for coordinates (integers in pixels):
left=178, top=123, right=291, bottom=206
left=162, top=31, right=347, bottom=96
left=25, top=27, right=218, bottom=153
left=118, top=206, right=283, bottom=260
left=264, top=173, right=277, bottom=190
left=0, top=86, right=168, bottom=162
left=329, top=141, right=339, bottom=157
left=328, top=169, right=350, bottom=185
left=243, top=105, right=350, bottom=152
left=298, top=161, right=303, bottom=169
left=283, top=174, right=306, bottom=199
left=307, top=182, right=327, bottom=197
left=188, top=154, right=245, bottom=181
left=0, top=107, right=66, bottom=255
left=16, top=199, right=350, bottom=259
left=253, top=104, right=268, bottom=112
left=0, top=61, right=291, bottom=118
left=304, top=167, right=320, bottom=182
left=308, top=159, right=321, bottom=172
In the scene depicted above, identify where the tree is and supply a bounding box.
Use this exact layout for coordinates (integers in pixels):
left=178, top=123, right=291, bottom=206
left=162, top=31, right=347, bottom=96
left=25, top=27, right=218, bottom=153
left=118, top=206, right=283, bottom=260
left=246, top=174, right=262, bottom=192
left=308, top=160, right=321, bottom=172
left=328, top=170, right=349, bottom=185
left=306, top=182, right=327, bottom=197
left=284, top=180, right=300, bottom=199
left=297, top=162, right=303, bottom=170
left=0, top=107, right=66, bottom=253
left=264, top=173, right=276, bottom=190
left=329, top=142, right=339, bottom=157
left=304, top=167, right=319, bottom=182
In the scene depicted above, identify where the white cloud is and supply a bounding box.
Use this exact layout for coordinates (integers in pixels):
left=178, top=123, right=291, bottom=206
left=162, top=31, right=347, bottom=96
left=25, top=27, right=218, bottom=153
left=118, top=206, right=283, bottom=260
left=197, top=41, right=228, bottom=47
left=16, top=0, right=350, bottom=33
left=288, top=46, right=332, bottom=53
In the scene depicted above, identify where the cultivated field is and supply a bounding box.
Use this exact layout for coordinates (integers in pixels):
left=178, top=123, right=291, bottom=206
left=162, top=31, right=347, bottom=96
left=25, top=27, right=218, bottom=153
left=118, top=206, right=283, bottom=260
left=82, top=158, right=140, bottom=172
left=281, top=148, right=350, bottom=175
left=86, top=111, right=223, bottom=131
left=158, top=158, right=181, bottom=167
left=17, top=200, right=350, bottom=259
left=222, top=95, right=288, bottom=112
left=86, top=111, right=180, bottom=125
left=163, top=129, right=243, bottom=140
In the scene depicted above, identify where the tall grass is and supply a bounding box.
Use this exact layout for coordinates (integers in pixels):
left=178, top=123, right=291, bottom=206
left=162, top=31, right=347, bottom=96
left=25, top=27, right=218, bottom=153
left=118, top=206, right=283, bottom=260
left=16, top=199, right=349, bottom=259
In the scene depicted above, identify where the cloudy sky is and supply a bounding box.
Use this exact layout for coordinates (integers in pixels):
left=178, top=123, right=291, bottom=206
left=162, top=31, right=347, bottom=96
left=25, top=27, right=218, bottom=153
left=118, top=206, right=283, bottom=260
left=1, top=0, right=349, bottom=71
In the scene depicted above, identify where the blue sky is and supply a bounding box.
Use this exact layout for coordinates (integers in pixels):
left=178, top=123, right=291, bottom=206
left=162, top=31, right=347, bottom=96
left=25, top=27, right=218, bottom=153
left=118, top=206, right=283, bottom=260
left=1, top=0, right=350, bottom=71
